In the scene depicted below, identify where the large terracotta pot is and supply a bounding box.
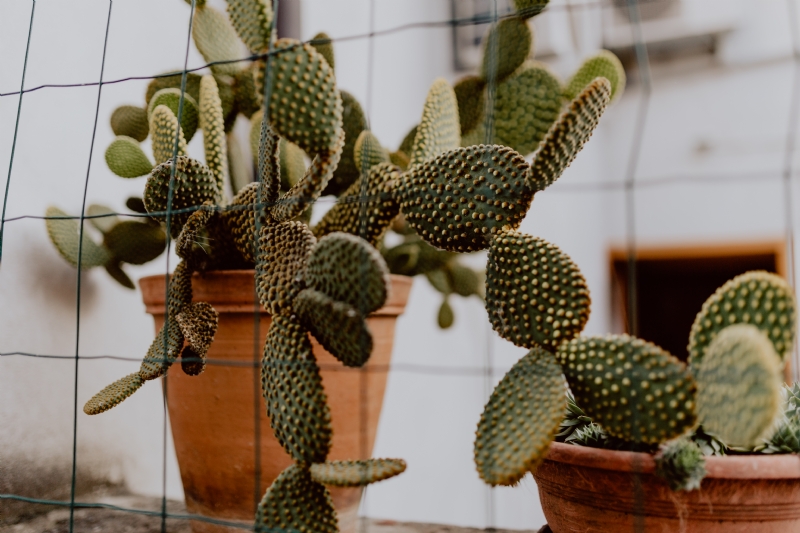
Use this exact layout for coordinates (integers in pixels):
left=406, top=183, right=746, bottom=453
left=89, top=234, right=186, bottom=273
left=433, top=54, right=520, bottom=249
left=140, top=270, right=412, bottom=533
left=534, top=441, right=800, bottom=533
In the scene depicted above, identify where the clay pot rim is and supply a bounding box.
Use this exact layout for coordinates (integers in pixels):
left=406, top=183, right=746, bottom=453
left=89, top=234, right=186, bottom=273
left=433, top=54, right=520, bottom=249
left=545, top=440, right=800, bottom=479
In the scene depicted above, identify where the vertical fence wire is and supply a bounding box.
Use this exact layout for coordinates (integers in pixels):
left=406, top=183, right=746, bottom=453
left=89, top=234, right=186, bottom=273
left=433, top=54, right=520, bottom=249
left=68, top=3, right=114, bottom=532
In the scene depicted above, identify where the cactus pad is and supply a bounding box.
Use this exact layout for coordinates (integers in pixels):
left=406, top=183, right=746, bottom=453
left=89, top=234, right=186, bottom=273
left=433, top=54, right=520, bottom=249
left=150, top=105, right=188, bottom=166
left=564, top=50, right=626, bottom=103
left=176, top=302, right=219, bottom=357
left=514, top=0, right=549, bottom=18
left=45, top=206, right=111, bottom=268
left=104, top=260, right=134, bottom=289
left=654, top=437, right=706, bottom=492
left=528, top=78, right=610, bottom=192
left=262, top=314, right=332, bottom=463
left=694, top=324, right=783, bottom=448
left=480, top=17, right=532, bottom=82
left=354, top=130, right=390, bottom=174
left=226, top=0, right=272, bottom=53
left=556, top=335, right=697, bottom=444
left=199, top=76, right=229, bottom=190
left=176, top=203, right=216, bottom=266
left=233, top=65, right=261, bottom=119
left=256, top=221, right=316, bottom=315
left=311, top=32, right=335, bottom=70
left=255, top=464, right=337, bottom=533
left=139, top=320, right=184, bottom=381
left=105, top=136, right=154, bottom=178
left=83, top=373, right=144, bottom=415
left=474, top=347, right=566, bottom=486
left=408, top=78, right=460, bottom=167
left=486, top=231, right=590, bottom=350
left=260, top=39, right=343, bottom=155
left=397, top=144, right=533, bottom=252
left=279, top=138, right=307, bottom=191
left=192, top=5, right=241, bottom=77
left=438, top=298, right=454, bottom=328
left=305, top=232, right=390, bottom=315
left=313, top=162, right=401, bottom=247
left=103, top=221, right=166, bottom=265
left=147, top=88, right=199, bottom=142
left=294, top=288, right=373, bottom=367
left=688, top=271, right=796, bottom=367
left=325, top=90, right=367, bottom=196
left=86, top=204, right=118, bottom=234
left=146, top=73, right=202, bottom=107
left=493, top=63, right=562, bottom=156
left=110, top=105, right=149, bottom=142
left=454, top=76, right=486, bottom=135
left=310, top=459, right=407, bottom=487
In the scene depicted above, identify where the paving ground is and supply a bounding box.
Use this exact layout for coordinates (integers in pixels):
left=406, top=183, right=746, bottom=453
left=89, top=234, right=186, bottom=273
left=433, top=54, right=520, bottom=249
left=0, top=495, right=548, bottom=533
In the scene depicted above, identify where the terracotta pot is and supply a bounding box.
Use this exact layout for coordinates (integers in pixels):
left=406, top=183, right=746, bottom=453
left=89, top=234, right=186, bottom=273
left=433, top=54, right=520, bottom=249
left=140, top=270, right=412, bottom=533
left=533, top=441, right=800, bottom=533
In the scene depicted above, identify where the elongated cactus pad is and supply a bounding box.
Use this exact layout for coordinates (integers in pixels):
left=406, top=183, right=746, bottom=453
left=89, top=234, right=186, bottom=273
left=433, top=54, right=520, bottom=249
left=199, top=75, right=229, bottom=191
left=438, top=297, right=454, bottom=328
left=220, top=183, right=261, bottom=262
left=279, top=138, right=306, bottom=191
left=145, top=156, right=220, bottom=236
left=354, top=130, right=390, bottom=174
left=695, top=324, right=783, bottom=448
left=688, top=271, right=796, bottom=367
left=259, top=39, right=343, bottom=155
left=150, top=105, right=188, bottom=166
left=449, top=262, right=483, bottom=297
left=305, top=232, right=390, bottom=315
left=176, top=301, right=219, bottom=376
left=83, top=373, right=143, bottom=415
left=104, top=260, right=134, bottom=289
left=45, top=206, right=111, bottom=268
left=262, top=315, right=332, bottom=463
left=103, top=221, right=166, bottom=265
left=255, top=464, right=337, bottom=533
left=486, top=231, right=590, bottom=350
left=226, top=0, right=272, bottom=53
left=313, top=162, right=401, bottom=247
left=311, top=32, right=335, bottom=70
left=192, top=5, right=241, bottom=77
left=139, top=319, right=184, bottom=381
left=390, top=150, right=410, bottom=170
left=248, top=112, right=281, bottom=205
left=294, top=288, right=373, bottom=367
left=256, top=221, right=316, bottom=315
left=325, top=90, right=367, bottom=196
left=176, top=203, right=216, bottom=266
left=146, top=73, right=202, bottom=107
left=556, top=335, right=697, bottom=444
left=110, top=105, right=149, bottom=142
left=654, top=437, right=706, bottom=492
left=454, top=76, right=486, bottom=135
left=528, top=78, right=610, bottom=192
left=147, top=88, right=199, bottom=143
left=105, top=136, right=154, bottom=178
left=493, top=63, right=562, bottom=156
left=514, top=0, right=549, bottom=18
left=474, top=347, right=566, bottom=486
left=397, top=145, right=533, bottom=252
left=564, top=50, right=626, bottom=103
left=480, top=17, right=532, bottom=82
left=86, top=204, right=118, bottom=234
left=408, top=79, right=460, bottom=167
left=233, top=65, right=261, bottom=119
left=310, top=459, right=406, bottom=487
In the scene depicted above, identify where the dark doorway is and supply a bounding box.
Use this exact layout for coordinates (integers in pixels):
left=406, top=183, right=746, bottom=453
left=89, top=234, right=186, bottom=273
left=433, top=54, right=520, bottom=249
left=611, top=242, right=786, bottom=362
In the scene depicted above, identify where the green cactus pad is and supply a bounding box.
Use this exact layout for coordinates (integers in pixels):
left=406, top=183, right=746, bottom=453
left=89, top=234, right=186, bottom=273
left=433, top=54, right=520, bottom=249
left=139, top=319, right=184, bottom=381
left=279, top=138, right=306, bottom=191
left=255, top=464, right=337, bottom=533
left=227, top=131, right=251, bottom=194
left=474, top=347, right=566, bottom=486
left=103, top=221, right=166, bottom=265
left=45, top=206, right=111, bottom=268
left=389, top=150, right=410, bottom=170
left=354, top=130, right=390, bottom=174
left=311, top=32, right=335, bottom=70
left=126, top=197, right=147, bottom=214
left=397, top=144, right=533, bottom=252
left=176, top=203, right=215, bottom=266
left=313, top=162, right=401, bottom=247
left=294, top=288, right=373, bottom=368
left=226, top=0, right=272, bottom=53
left=654, top=437, right=706, bottom=492
left=688, top=271, right=797, bottom=367
left=146, top=73, right=202, bottom=107
left=493, top=63, right=563, bottom=156
left=305, top=232, right=390, bottom=315
left=248, top=112, right=281, bottom=205
left=86, top=204, right=118, bottom=234
left=694, top=324, right=783, bottom=448
left=144, top=156, right=220, bottom=237
left=199, top=75, right=229, bottom=190
left=528, top=78, right=611, bottom=192
left=437, top=298, right=454, bottom=328
left=146, top=88, right=199, bottom=143
left=271, top=130, right=344, bottom=223
left=110, top=105, right=149, bottom=142
left=233, top=65, right=261, bottom=119
left=150, top=105, right=188, bottom=166
left=325, top=90, right=367, bottom=196
left=167, top=260, right=195, bottom=316
left=454, top=76, right=486, bottom=135
left=480, top=17, right=532, bottom=83
left=219, top=183, right=261, bottom=262
left=399, top=124, right=418, bottom=155
left=176, top=302, right=218, bottom=375
left=262, top=314, right=332, bottom=463
left=449, top=262, right=483, bottom=297
left=104, top=260, right=135, bottom=289
left=83, top=373, right=144, bottom=415
left=408, top=79, right=460, bottom=167
left=383, top=238, right=454, bottom=276
left=258, top=38, right=343, bottom=155
left=486, top=231, right=590, bottom=350
left=255, top=221, right=316, bottom=315
left=564, top=50, right=626, bottom=103
left=105, top=136, right=154, bottom=178
left=310, top=459, right=407, bottom=487
left=514, top=0, right=549, bottom=18
left=192, top=5, right=241, bottom=77
left=556, top=335, right=697, bottom=444
left=179, top=345, right=205, bottom=376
